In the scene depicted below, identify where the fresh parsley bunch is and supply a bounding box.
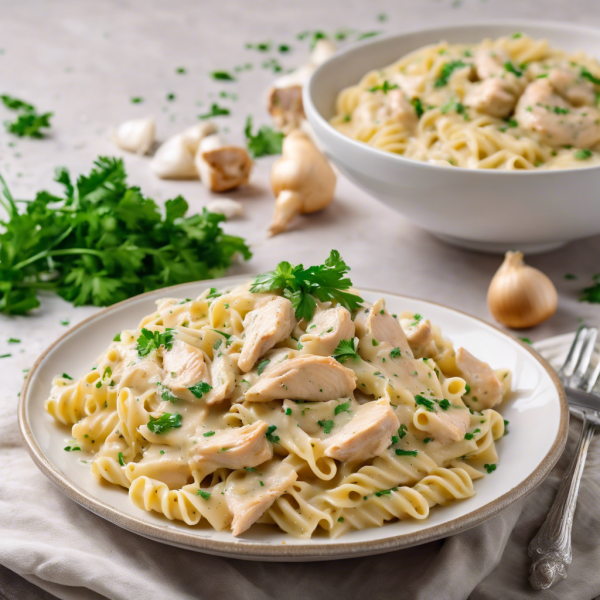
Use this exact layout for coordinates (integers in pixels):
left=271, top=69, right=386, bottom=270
left=0, top=157, right=251, bottom=314
left=250, top=250, right=363, bottom=321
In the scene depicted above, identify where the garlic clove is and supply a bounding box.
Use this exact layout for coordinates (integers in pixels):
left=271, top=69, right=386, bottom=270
left=487, top=251, right=558, bottom=329
left=150, top=134, right=198, bottom=179
left=150, top=122, right=217, bottom=180
left=112, top=117, right=155, bottom=155
left=206, top=198, right=244, bottom=219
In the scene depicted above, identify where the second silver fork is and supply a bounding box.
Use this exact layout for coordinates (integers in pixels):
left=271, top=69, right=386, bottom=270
left=528, top=326, right=599, bottom=590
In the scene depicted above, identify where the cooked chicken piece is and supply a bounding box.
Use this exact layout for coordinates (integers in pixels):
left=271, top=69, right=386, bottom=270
left=464, top=78, right=519, bottom=118
left=188, top=421, right=273, bottom=472
left=473, top=47, right=510, bottom=79
left=299, top=307, right=355, bottom=356
left=225, top=461, right=298, bottom=536
left=548, top=67, right=596, bottom=107
left=119, top=358, right=163, bottom=396
left=245, top=355, right=357, bottom=402
left=162, top=340, right=209, bottom=403
left=376, top=89, right=419, bottom=133
left=205, top=354, right=237, bottom=405
left=195, top=134, right=253, bottom=192
left=455, top=347, right=503, bottom=409
left=415, top=408, right=470, bottom=444
left=389, top=73, right=425, bottom=98
left=238, top=297, right=296, bottom=372
left=355, top=299, right=412, bottom=356
left=403, top=318, right=435, bottom=350
left=515, top=79, right=600, bottom=148
left=324, top=400, right=399, bottom=462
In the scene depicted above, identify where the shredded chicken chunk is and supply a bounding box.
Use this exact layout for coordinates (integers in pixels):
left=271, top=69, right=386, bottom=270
left=238, top=297, right=296, bottom=372
left=188, top=421, right=273, bottom=472
left=225, top=461, right=298, bottom=536
left=162, top=340, right=209, bottom=402
left=355, top=299, right=412, bottom=356
left=515, top=79, right=600, bottom=148
left=455, top=347, right=502, bottom=409
left=245, top=355, right=357, bottom=402
left=417, top=408, right=470, bottom=444
left=465, top=78, right=519, bottom=118
left=299, top=307, right=355, bottom=356
left=325, top=400, right=399, bottom=462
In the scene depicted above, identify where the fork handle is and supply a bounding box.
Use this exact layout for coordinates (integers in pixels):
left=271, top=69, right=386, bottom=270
left=528, top=415, right=595, bottom=590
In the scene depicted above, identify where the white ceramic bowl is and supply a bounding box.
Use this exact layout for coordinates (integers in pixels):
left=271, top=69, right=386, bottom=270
left=304, top=21, right=600, bottom=254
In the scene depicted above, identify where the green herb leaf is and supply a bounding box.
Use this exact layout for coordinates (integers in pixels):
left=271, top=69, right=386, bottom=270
left=411, top=97, right=424, bottom=118
left=484, top=463, right=497, bottom=474
left=1, top=95, right=52, bottom=138
left=188, top=381, right=213, bottom=399
left=368, top=80, right=399, bottom=94
left=332, top=339, right=359, bottom=364
left=504, top=62, right=523, bottom=77
left=118, top=452, right=125, bottom=466
left=250, top=250, right=363, bottom=322
left=395, top=448, right=417, bottom=457
left=199, top=103, right=230, bottom=119
left=581, top=67, right=600, bottom=86
left=317, top=419, right=334, bottom=434
left=334, top=400, right=351, bottom=415
left=398, top=424, right=408, bottom=439
left=244, top=116, right=284, bottom=158
left=257, top=359, right=271, bottom=376
left=147, top=412, right=182, bottom=434
left=574, top=149, right=593, bottom=160
left=196, top=489, right=211, bottom=499
left=211, top=71, right=235, bottom=81
left=137, top=328, right=175, bottom=357
left=266, top=424, right=280, bottom=443
left=414, top=394, right=437, bottom=412
left=434, top=60, right=468, bottom=87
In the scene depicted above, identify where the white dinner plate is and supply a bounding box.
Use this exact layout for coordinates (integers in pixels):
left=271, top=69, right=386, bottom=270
left=19, top=276, right=568, bottom=561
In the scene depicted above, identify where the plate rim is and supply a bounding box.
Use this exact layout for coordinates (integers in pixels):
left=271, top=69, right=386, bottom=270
left=18, top=276, right=569, bottom=560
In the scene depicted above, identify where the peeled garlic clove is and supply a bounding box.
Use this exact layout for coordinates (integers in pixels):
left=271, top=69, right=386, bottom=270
left=206, top=198, right=243, bottom=219
left=150, top=134, right=198, bottom=179
left=150, top=122, right=217, bottom=180
left=112, top=117, right=155, bottom=154
left=487, top=251, right=558, bottom=329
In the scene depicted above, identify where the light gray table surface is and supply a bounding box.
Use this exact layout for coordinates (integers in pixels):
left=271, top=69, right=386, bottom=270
left=1, top=1, right=600, bottom=599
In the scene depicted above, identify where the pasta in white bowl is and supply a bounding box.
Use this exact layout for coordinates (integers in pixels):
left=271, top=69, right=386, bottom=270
left=20, top=256, right=567, bottom=559
left=45, top=252, right=512, bottom=539
left=331, top=34, right=600, bottom=170
left=304, top=22, right=600, bottom=254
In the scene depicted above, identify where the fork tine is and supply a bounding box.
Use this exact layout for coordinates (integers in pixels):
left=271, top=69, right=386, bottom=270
left=557, top=325, right=588, bottom=383
left=570, top=327, right=598, bottom=390
left=586, top=359, right=600, bottom=394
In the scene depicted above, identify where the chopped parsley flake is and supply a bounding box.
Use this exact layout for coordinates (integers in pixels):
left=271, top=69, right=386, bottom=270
left=464, top=428, right=481, bottom=441
left=137, top=328, right=174, bottom=357
left=118, top=452, right=125, bottom=466
left=414, top=395, right=436, bottom=412
left=368, top=80, right=398, bottom=94
left=390, top=347, right=401, bottom=359
left=438, top=399, right=451, bottom=410
left=285, top=408, right=292, bottom=416
left=147, top=412, right=182, bottom=434
left=333, top=338, right=359, bottom=363
left=398, top=424, right=408, bottom=439
left=203, top=431, right=215, bottom=437
left=266, top=424, right=280, bottom=443
left=317, top=419, right=334, bottom=434
left=434, top=60, right=468, bottom=87
left=257, top=359, right=271, bottom=376
left=395, top=449, right=417, bottom=457
left=198, top=103, right=230, bottom=119
left=334, top=400, right=351, bottom=415
left=188, top=382, right=213, bottom=399
left=484, top=463, right=497, bottom=474
left=196, top=489, right=211, bottom=499
left=211, top=71, right=235, bottom=81
left=504, top=62, right=522, bottom=77
left=575, top=149, right=593, bottom=160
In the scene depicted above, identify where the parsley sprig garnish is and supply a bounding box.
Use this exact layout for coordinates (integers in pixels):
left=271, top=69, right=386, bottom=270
left=1, top=95, right=53, bottom=138
left=0, top=158, right=251, bottom=314
left=332, top=338, right=359, bottom=364
left=434, top=60, right=469, bottom=88
left=250, top=250, right=363, bottom=322
left=136, top=328, right=175, bottom=357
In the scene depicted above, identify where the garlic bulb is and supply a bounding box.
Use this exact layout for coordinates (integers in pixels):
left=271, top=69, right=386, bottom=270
left=487, top=251, right=558, bottom=329
left=112, top=118, right=155, bottom=154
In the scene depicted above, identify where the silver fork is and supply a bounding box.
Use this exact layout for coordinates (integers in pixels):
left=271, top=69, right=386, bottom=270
left=528, top=326, right=599, bottom=590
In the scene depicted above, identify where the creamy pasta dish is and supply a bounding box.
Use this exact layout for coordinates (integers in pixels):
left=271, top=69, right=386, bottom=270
left=46, top=252, right=510, bottom=538
left=331, top=34, right=600, bottom=169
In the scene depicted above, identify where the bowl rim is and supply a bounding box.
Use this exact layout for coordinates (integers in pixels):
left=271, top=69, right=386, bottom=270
left=18, top=274, right=569, bottom=560
left=304, top=18, right=600, bottom=176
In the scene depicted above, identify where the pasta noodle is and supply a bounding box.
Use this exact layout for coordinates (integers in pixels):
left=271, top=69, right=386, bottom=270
left=331, top=34, right=600, bottom=169
left=45, top=279, right=511, bottom=538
